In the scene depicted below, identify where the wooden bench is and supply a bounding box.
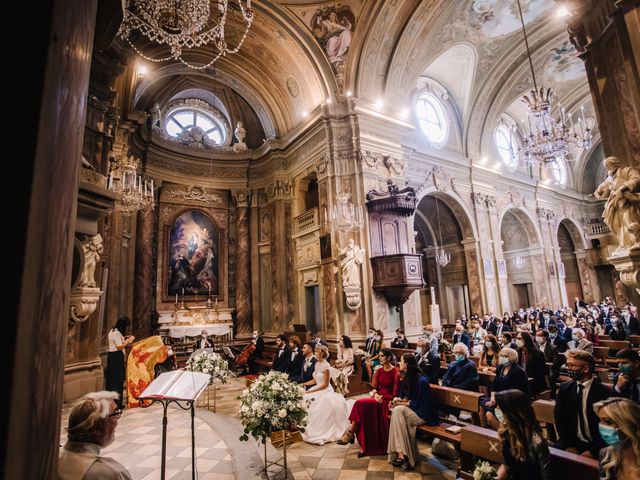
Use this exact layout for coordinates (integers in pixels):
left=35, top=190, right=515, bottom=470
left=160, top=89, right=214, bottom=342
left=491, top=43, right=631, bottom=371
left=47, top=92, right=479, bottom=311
left=253, top=344, right=278, bottom=371
left=533, top=399, right=557, bottom=441
left=328, top=352, right=370, bottom=397
left=459, top=424, right=599, bottom=480
left=599, top=339, right=630, bottom=352
left=629, top=335, right=640, bottom=348
left=417, top=385, right=483, bottom=447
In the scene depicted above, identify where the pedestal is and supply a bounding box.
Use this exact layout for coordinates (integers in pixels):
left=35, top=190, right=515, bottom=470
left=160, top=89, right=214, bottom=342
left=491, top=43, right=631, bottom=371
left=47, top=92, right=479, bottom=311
left=608, top=246, right=640, bottom=294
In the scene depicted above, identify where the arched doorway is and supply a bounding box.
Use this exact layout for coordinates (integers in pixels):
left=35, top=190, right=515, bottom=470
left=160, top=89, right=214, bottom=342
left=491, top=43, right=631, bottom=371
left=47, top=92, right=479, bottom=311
left=500, top=209, right=543, bottom=310
left=415, top=195, right=468, bottom=323
left=558, top=220, right=584, bottom=302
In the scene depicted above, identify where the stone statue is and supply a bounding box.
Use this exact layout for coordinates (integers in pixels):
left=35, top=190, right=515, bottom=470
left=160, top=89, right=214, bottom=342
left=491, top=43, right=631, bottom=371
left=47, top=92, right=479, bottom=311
left=339, top=239, right=364, bottom=288
left=232, top=121, right=248, bottom=153
left=594, top=156, right=640, bottom=251
left=150, top=103, right=161, bottom=130
left=79, top=234, right=103, bottom=288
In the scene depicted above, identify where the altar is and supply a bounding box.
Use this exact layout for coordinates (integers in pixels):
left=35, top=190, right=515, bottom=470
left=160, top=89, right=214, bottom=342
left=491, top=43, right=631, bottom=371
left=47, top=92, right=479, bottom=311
left=158, top=306, right=234, bottom=340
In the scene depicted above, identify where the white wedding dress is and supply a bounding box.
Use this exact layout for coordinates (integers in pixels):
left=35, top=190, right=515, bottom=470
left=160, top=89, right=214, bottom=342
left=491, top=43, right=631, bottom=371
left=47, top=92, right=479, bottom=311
left=301, top=360, right=353, bottom=445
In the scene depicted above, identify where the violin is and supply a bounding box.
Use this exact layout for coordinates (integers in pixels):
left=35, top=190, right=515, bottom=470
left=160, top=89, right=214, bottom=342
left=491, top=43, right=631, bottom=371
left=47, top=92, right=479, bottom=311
left=236, top=332, right=262, bottom=366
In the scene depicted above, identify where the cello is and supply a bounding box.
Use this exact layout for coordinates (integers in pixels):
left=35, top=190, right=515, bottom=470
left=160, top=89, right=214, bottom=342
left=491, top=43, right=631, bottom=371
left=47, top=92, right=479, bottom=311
left=236, top=332, right=262, bottom=366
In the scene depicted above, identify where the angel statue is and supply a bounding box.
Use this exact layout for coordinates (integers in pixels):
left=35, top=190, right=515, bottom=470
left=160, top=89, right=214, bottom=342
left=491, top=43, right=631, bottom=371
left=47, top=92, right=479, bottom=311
left=594, top=156, right=640, bottom=251
left=339, top=239, right=365, bottom=288
left=232, top=121, right=248, bottom=153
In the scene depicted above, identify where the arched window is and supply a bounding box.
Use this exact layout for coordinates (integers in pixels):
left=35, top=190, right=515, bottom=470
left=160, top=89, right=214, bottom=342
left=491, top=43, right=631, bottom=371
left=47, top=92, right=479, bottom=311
left=165, top=107, right=225, bottom=144
left=415, top=93, right=448, bottom=144
left=495, top=125, right=518, bottom=169
left=548, top=158, right=567, bottom=185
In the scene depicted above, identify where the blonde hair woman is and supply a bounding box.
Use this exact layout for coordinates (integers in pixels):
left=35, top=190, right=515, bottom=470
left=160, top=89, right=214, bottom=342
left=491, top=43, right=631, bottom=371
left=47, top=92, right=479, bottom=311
left=594, top=398, right=640, bottom=480
left=301, top=345, right=353, bottom=445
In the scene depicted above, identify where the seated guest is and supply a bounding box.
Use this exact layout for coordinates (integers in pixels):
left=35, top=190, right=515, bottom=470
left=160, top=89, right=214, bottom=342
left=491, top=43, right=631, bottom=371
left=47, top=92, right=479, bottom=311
left=593, top=397, right=640, bottom=479
left=481, top=347, right=530, bottom=430
left=442, top=343, right=479, bottom=418
left=387, top=354, right=439, bottom=471
left=516, top=331, right=547, bottom=395
left=422, top=324, right=440, bottom=356
left=614, top=349, right=640, bottom=402
left=554, top=349, right=615, bottom=457
left=310, top=331, right=328, bottom=350
left=489, top=316, right=510, bottom=337
left=415, top=338, right=441, bottom=384
left=548, top=324, right=568, bottom=353
left=58, top=391, right=133, bottom=480
left=557, top=320, right=573, bottom=343
left=338, top=349, right=399, bottom=457
left=500, top=332, right=517, bottom=350
left=452, top=324, right=471, bottom=349
left=469, top=318, right=488, bottom=354
left=330, top=335, right=354, bottom=395
left=287, top=335, right=303, bottom=380
left=608, top=317, right=629, bottom=341
left=479, top=334, right=500, bottom=372
left=195, top=330, right=213, bottom=351
left=248, top=330, right=265, bottom=374
left=495, top=389, right=552, bottom=480
left=620, top=306, right=640, bottom=335
left=363, top=329, right=384, bottom=381
left=295, top=342, right=317, bottom=387
left=391, top=328, right=409, bottom=349
left=536, top=329, right=561, bottom=399
left=579, top=320, right=601, bottom=346
left=271, top=334, right=291, bottom=373
left=569, top=328, right=594, bottom=353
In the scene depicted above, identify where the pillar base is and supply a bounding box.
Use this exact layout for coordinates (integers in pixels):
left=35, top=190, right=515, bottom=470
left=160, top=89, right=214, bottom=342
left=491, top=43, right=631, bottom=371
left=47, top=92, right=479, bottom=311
left=63, top=359, right=103, bottom=402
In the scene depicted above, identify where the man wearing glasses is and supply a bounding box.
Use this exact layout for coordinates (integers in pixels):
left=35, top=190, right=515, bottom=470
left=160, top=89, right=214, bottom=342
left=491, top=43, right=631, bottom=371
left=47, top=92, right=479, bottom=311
left=58, top=391, right=132, bottom=479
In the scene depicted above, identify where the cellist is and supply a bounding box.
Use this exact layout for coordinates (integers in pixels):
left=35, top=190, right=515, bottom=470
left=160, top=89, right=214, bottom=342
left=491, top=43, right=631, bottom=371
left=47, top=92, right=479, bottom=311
left=248, top=330, right=264, bottom=374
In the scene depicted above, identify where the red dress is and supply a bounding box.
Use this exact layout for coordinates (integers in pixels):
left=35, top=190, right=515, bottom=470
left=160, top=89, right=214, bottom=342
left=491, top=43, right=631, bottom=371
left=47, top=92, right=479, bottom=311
left=349, top=366, right=400, bottom=455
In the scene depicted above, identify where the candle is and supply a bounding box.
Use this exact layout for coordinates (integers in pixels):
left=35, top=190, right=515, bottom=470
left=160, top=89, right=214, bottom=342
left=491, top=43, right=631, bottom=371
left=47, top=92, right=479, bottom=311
left=107, top=173, right=113, bottom=190
left=215, top=298, right=218, bottom=307
left=175, top=293, right=178, bottom=304
left=182, top=288, right=185, bottom=296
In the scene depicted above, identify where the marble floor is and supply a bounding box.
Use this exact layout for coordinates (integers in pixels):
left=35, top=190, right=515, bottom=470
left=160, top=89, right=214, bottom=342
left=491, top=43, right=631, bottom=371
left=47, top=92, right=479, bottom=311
left=60, top=377, right=458, bottom=479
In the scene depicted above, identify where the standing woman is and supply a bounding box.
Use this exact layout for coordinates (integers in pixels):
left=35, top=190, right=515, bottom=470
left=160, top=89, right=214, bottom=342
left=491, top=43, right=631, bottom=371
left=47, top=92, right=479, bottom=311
left=338, top=348, right=400, bottom=457
left=105, top=316, right=135, bottom=409
left=387, top=353, right=439, bottom=471
left=594, top=397, right=640, bottom=480
left=364, top=329, right=384, bottom=381
left=495, top=389, right=552, bottom=480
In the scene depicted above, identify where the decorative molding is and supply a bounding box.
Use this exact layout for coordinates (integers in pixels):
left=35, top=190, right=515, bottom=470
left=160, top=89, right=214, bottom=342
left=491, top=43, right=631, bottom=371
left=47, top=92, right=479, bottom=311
left=471, top=192, right=497, bottom=210
left=431, top=165, right=455, bottom=192
left=385, top=156, right=407, bottom=176
left=506, top=187, right=526, bottom=208
left=69, top=288, right=103, bottom=324
left=165, top=185, right=224, bottom=205
left=266, top=179, right=295, bottom=199
left=359, top=150, right=383, bottom=171
left=537, top=207, right=557, bottom=223
left=231, top=190, right=251, bottom=208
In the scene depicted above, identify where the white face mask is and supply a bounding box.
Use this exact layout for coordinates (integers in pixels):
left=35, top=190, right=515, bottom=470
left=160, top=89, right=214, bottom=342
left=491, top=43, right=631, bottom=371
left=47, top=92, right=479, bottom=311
left=415, top=346, right=423, bottom=355
left=535, top=336, right=545, bottom=345
left=485, top=341, right=492, bottom=348
left=375, top=336, right=381, bottom=341
left=369, top=332, right=375, bottom=338
left=201, top=334, right=207, bottom=339
left=252, top=334, right=258, bottom=339
left=516, top=339, right=525, bottom=348
left=167, top=348, right=173, bottom=356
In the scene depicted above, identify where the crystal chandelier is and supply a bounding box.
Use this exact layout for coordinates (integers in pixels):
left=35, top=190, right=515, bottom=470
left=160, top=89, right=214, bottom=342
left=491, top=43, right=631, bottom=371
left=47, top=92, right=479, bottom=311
left=118, top=0, right=254, bottom=70
left=434, top=197, right=450, bottom=268
left=327, top=192, right=364, bottom=232
left=108, top=155, right=155, bottom=215
left=513, top=256, right=526, bottom=270
left=509, top=0, right=592, bottom=169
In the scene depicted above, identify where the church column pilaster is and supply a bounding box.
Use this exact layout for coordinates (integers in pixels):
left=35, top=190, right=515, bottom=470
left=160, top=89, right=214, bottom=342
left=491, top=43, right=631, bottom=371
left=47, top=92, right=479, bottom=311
left=133, top=203, right=156, bottom=339
left=233, top=190, right=252, bottom=336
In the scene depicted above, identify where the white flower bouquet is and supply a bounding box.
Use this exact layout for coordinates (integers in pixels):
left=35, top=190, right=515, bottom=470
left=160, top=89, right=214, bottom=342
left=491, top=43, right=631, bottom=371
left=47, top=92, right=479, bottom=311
left=238, top=371, right=308, bottom=442
left=184, top=351, right=229, bottom=385
left=473, top=460, right=497, bottom=480
left=439, top=338, right=452, bottom=354
left=354, top=348, right=366, bottom=356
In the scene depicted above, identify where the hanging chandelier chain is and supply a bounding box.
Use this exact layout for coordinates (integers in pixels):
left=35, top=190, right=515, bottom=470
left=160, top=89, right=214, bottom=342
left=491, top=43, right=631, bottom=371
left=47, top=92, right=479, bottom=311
left=516, top=0, right=538, bottom=92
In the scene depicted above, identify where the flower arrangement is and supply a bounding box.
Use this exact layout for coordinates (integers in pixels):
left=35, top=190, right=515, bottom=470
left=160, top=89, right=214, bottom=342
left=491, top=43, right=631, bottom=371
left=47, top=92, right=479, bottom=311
left=184, top=351, right=229, bottom=385
left=439, top=338, right=452, bottom=354
left=354, top=348, right=366, bottom=356
left=238, top=371, right=309, bottom=442
left=473, top=460, right=497, bottom=480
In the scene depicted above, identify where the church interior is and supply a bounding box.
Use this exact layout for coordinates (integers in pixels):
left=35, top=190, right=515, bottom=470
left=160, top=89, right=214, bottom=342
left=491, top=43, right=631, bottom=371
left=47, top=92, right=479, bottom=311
left=6, top=0, right=640, bottom=479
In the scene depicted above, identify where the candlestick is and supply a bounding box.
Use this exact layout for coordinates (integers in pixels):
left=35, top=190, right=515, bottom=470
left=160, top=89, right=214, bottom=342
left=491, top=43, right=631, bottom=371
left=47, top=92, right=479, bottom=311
left=175, top=293, right=178, bottom=304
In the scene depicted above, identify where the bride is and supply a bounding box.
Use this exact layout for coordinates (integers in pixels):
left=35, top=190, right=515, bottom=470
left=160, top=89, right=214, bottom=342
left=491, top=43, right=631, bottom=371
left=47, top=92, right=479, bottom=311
left=302, top=345, right=353, bottom=445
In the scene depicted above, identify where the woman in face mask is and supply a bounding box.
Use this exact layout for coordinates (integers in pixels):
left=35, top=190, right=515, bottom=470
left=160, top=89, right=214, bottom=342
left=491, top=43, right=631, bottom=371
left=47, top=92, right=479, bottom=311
left=480, top=347, right=530, bottom=430
left=364, top=329, right=385, bottom=381
left=479, top=334, right=500, bottom=372
left=593, top=398, right=640, bottom=480
left=494, top=389, right=552, bottom=480
left=514, top=332, right=547, bottom=395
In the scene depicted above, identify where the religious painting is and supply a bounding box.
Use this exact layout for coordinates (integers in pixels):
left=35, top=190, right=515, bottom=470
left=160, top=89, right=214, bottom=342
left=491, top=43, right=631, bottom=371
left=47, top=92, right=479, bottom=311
left=497, top=260, right=507, bottom=278
left=167, top=210, right=219, bottom=297
left=548, top=261, right=556, bottom=277
left=483, top=259, right=493, bottom=277
left=311, top=6, right=355, bottom=70
left=558, top=261, right=566, bottom=279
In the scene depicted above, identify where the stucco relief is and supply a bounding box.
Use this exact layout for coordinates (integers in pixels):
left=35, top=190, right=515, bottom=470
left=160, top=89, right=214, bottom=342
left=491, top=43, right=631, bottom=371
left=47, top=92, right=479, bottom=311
left=373, top=291, right=389, bottom=330
left=403, top=292, right=420, bottom=328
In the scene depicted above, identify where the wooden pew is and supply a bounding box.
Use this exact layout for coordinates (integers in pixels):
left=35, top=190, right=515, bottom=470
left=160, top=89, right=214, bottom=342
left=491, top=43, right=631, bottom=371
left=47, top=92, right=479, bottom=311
left=629, top=335, right=640, bottom=348
left=417, top=385, right=483, bottom=447
left=599, top=339, right=630, bottom=352
left=592, top=346, right=610, bottom=366
left=533, top=399, right=557, bottom=441
left=254, top=344, right=278, bottom=371
left=459, top=424, right=599, bottom=480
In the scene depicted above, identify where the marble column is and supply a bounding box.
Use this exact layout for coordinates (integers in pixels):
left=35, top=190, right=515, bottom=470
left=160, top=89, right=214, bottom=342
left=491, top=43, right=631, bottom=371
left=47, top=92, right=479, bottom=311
left=133, top=206, right=156, bottom=339
left=5, top=0, right=98, bottom=478
left=233, top=190, right=252, bottom=336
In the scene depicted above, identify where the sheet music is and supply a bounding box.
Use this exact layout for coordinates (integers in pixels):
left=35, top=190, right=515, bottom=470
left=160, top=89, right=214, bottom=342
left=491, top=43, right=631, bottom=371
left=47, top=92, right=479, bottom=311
left=139, top=370, right=211, bottom=401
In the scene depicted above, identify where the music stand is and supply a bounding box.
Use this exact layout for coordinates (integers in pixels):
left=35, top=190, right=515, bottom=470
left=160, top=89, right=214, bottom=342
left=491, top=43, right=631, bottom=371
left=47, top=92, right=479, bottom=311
left=137, top=370, right=211, bottom=480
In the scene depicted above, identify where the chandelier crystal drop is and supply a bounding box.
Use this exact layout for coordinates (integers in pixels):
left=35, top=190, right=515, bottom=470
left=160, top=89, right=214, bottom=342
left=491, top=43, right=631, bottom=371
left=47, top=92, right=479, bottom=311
left=508, top=0, right=592, bottom=170
left=118, top=0, right=254, bottom=70
left=108, top=155, right=155, bottom=215
left=512, top=256, right=526, bottom=270
left=328, top=192, right=364, bottom=232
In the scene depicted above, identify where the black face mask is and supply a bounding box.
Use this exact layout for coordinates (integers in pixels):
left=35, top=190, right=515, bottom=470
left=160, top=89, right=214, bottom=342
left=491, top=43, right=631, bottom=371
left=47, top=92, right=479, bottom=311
left=564, top=367, right=585, bottom=381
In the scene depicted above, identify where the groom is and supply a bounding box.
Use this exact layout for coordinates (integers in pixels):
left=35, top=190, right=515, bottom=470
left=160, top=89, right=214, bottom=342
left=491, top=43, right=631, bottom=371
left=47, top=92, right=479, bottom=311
left=290, top=342, right=316, bottom=388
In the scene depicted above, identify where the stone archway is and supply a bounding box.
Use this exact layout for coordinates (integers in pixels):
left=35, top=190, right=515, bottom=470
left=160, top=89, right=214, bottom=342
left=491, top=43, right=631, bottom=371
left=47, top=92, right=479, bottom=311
left=415, top=191, right=481, bottom=323
left=558, top=220, right=583, bottom=302
left=500, top=208, right=546, bottom=310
